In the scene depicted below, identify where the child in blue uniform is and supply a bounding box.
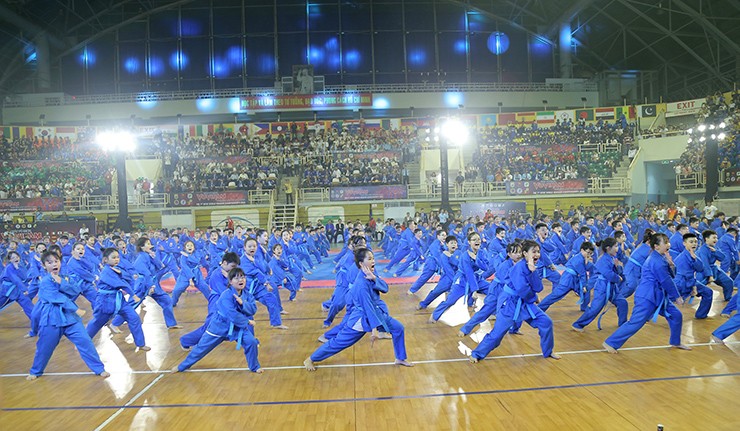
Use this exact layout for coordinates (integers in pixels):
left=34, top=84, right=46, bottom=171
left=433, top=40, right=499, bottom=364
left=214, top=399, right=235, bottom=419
left=673, top=233, right=713, bottom=319
left=539, top=241, right=595, bottom=312
left=65, top=242, right=99, bottom=308
left=27, top=251, right=109, bottom=380
left=572, top=237, right=628, bottom=332
left=0, top=251, right=33, bottom=321
left=468, top=240, right=561, bottom=362
left=241, top=237, right=287, bottom=329
left=603, top=233, right=691, bottom=353
left=417, top=236, right=460, bottom=310
left=173, top=267, right=262, bottom=373
left=620, top=229, right=654, bottom=298
left=171, top=240, right=209, bottom=307
left=712, top=292, right=740, bottom=344
left=304, top=248, right=413, bottom=371
left=180, top=252, right=240, bottom=350
left=86, top=248, right=151, bottom=351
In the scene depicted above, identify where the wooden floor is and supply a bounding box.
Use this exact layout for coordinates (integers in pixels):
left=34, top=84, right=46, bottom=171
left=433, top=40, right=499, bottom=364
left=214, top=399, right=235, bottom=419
left=1, top=275, right=738, bottom=431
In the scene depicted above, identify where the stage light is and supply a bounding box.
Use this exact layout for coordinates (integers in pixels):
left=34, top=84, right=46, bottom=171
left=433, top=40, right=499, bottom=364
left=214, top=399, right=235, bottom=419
left=718, top=133, right=726, bottom=140
left=440, top=118, right=469, bottom=146
left=699, top=136, right=706, bottom=142
left=372, top=97, right=389, bottom=109
left=711, top=134, right=717, bottom=140
left=687, top=138, right=692, bottom=143
left=487, top=32, right=510, bottom=55
left=709, top=124, right=716, bottom=130
left=97, top=131, right=137, bottom=153
left=687, top=128, right=693, bottom=134
left=719, top=122, right=726, bottom=129
left=698, top=124, right=706, bottom=131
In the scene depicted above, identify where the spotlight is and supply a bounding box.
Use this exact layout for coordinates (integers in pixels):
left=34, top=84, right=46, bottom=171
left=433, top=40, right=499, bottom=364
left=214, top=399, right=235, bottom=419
left=440, top=118, right=469, bottom=146
left=699, top=136, right=706, bottom=142
left=687, top=138, right=692, bottom=143
left=718, top=133, right=726, bottom=140
left=709, top=124, right=716, bottom=130
left=687, top=128, right=693, bottom=134
left=711, top=134, right=717, bottom=140
left=97, top=131, right=137, bottom=152
left=719, top=122, right=726, bottom=129
left=698, top=124, right=706, bottom=132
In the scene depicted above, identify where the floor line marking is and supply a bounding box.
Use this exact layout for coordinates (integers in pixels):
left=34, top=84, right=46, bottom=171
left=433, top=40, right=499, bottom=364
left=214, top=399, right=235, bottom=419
left=91, top=373, right=165, bottom=431
left=1, top=340, right=736, bottom=378
left=5, top=372, right=740, bottom=412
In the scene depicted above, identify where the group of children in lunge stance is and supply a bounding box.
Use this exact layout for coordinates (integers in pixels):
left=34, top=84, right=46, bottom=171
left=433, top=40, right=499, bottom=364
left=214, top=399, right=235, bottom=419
left=2, top=212, right=738, bottom=379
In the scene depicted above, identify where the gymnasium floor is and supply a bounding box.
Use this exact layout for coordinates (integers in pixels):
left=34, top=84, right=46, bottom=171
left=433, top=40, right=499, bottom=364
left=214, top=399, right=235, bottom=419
left=1, top=251, right=738, bottom=431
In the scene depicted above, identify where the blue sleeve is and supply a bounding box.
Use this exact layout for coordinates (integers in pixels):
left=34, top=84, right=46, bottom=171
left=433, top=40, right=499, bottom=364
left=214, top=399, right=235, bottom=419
left=217, top=290, right=255, bottom=328
left=656, top=262, right=680, bottom=301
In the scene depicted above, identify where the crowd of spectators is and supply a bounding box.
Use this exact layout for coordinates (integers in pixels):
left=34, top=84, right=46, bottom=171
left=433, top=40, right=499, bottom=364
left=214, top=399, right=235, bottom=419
left=473, top=119, right=634, bottom=182
left=676, top=90, right=740, bottom=179
left=0, top=161, right=114, bottom=199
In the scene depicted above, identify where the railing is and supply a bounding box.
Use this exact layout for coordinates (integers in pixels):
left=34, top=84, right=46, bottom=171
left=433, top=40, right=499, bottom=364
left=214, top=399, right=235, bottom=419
left=676, top=172, right=706, bottom=190
left=578, top=142, right=622, bottom=153
left=587, top=177, right=632, bottom=194
left=63, top=195, right=116, bottom=211
left=298, top=178, right=627, bottom=202
left=638, top=130, right=688, bottom=139
left=3, top=81, right=596, bottom=108
left=248, top=189, right=274, bottom=204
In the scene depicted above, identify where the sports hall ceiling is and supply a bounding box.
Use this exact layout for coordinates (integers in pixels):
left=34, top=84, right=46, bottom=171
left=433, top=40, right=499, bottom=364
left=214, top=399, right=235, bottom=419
left=0, top=0, right=738, bottom=100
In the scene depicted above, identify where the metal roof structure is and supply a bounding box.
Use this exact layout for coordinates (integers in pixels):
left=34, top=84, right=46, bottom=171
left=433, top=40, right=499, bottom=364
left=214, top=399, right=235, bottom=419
left=0, top=0, right=738, bottom=101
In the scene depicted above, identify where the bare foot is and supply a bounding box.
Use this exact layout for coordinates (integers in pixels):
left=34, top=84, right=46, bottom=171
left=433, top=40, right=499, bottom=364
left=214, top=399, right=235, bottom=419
left=428, top=316, right=437, bottom=324
left=26, top=374, right=38, bottom=381
left=415, top=304, right=424, bottom=310
left=510, top=330, right=524, bottom=336
left=377, top=332, right=392, bottom=339
left=672, top=344, right=692, bottom=351
left=571, top=325, right=584, bottom=333
left=711, top=335, right=725, bottom=345
left=469, top=356, right=479, bottom=364
left=137, top=345, right=152, bottom=352
left=548, top=353, right=562, bottom=360
left=602, top=342, right=618, bottom=354
left=304, top=357, right=316, bottom=371
left=322, top=324, right=329, bottom=329
left=23, top=332, right=33, bottom=339
left=254, top=368, right=264, bottom=374
left=280, top=310, right=289, bottom=315
left=168, top=325, right=183, bottom=330
left=110, top=325, right=122, bottom=334
left=306, top=270, right=313, bottom=275
left=99, top=371, right=111, bottom=378
left=721, top=313, right=731, bottom=319
left=394, top=359, right=414, bottom=367
left=171, top=365, right=180, bottom=373
left=317, top=334, right=328, bottom=343
left=406, top=289, right=414, bottom=296
left=272, top=325, right=289, bottom=330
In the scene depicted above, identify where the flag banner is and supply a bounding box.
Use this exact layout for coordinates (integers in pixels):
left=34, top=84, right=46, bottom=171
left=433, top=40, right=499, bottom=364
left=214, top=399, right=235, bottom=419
left=506, top=180, right=588, bottom=195
left=498, top=113, right=516, bottom=125
left=640, top=105, right=657, bottom=117
left=575, top=109, right=594, bottom=121
left=536, top=111, right=555, bottom=124
left=516, top=112, right=536, bottom=123
left=595, top=107, right=615, bottom=119
left=171, top=191, right=249, bottom=207
left=555, top=110, right=575, bottom=122
left=330, top=185, right=407, bottom=201
left=479, top=113, right=497, bottom=127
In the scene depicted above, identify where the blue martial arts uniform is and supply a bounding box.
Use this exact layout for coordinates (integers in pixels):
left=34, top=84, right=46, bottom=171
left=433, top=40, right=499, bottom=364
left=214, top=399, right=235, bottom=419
left=572, top=253, right=628, bottom=330
left=673, top=249, right=713, bottom=319
left=0, top=262, right=33, bottom=321
left=418, top=250, right=461, bottom=309
left=408, top=239, right=444, bottom=293
left=713, top=292, right=740, bottom=341
left=604, top=252, right=684, bottom=350
left=86, top=265, right=147, bottom=347
left=29, top=274, right=106, bottom=377
left=241, top=256, right=283, bottom=327
left=621, top=243, right=651, bottom=298
left=180, top=268, right=230, bottom=349
left=172, top=251, right=210, bottom=307
left=177, top=286, right=261, bottom=372
left=539, top=252, right=593, bottom=312
left=471, top=259, right=555, bottom=360
left=431, top=249, right=492, bottom=322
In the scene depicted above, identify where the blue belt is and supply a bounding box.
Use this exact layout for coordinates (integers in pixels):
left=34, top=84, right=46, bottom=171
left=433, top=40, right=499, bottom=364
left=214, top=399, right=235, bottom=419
left=98, top=288, right=123, bottom=314
left=564, top=268, right=587, bottom=304
left=503, top=285, right=536, bottom=321
left=217, top=311, right=245, bottom=350
left=596, top=275, right=616, bottom=330
left=628, top=257, right=643, bottom=268
left=652, top=295, right=672, bottom=322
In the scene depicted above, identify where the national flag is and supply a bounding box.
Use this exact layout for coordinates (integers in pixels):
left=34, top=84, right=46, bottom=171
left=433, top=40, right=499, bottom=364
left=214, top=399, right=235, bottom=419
left=536, top=111, right=555, bottom=124
left=595, top=108, right=615, bottom=120
left=12, top=127, right=19, bottom=139
left=250, top=123, right=269, bottom=135
left=33, top=127, right=52, bottom=138
left=516, top=112, right=536, bottom=123
left=1, top=126, right=10, bottom=139
left=401, top=118, right=417, bottom=128
left=498, top=113, right=516, bottom=125
left=575, top=109, right=594, bottom=121
left=55, top=126, right=75, bottom=134
left=381, top=119, right=391, bottom=130
left=417, top=117, right=435, bottom=128
left=207, top=124, right=215, bottom=136
left=479, top=113, right=497, bottom=127
left=389, top=119, right=401, bottom=130
left=555, top=110, right=575, bottom=122
left=615, top=107, right=629, bottom=120
left=640, top=105, right=657, bottom=117
left=364, top=120, right=382, bottom=129
left=270, top=122, right=289, bottom=134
